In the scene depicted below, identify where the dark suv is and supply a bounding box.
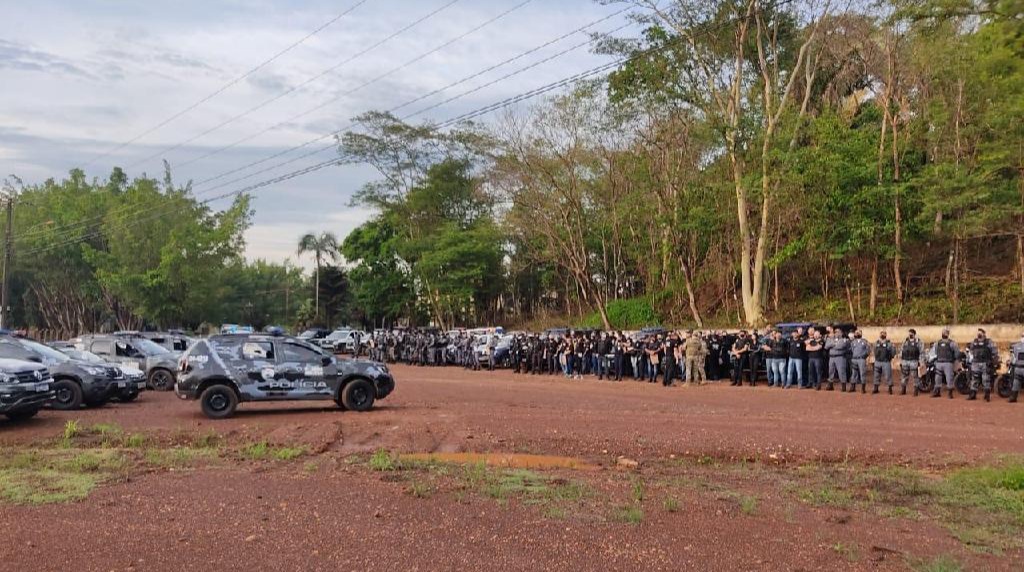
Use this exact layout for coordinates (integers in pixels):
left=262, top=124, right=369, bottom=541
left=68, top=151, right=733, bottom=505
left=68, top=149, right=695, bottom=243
left=175, top=333, right=396, bottom=419
left=0, top=358, right=54, bottom=420
left=71, top=333, right=180, bottom=391
left=0, top=335, right=124, bottom=409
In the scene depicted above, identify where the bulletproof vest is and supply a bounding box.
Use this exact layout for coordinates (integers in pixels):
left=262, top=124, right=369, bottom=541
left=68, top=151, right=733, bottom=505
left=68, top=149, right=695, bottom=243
left=901, top=340, right=920, bottom=361
left=969, top=339, right=992, bottom=362
left=935, top=339, right=954, bottom=362
left=1016, top=344, right=1024, bottom=364
left=874, top=341, right=892, bottom=361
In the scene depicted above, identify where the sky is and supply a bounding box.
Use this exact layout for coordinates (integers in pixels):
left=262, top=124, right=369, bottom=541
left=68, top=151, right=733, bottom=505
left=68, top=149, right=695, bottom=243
left=0, top=0, right=635, bottom=270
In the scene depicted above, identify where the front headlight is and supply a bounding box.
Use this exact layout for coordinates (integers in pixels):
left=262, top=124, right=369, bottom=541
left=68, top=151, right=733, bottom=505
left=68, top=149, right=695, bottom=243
left=0, top=372, right=13, bottom=383
left=82, top=366, right=107, bottom=376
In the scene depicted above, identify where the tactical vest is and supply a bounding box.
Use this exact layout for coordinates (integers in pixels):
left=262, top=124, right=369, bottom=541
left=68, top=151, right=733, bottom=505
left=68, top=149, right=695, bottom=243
left=901, top=340, right=920, bottom=361
left=970, top=339, right=992, bottom=362
left=874, top=341, right=892, bottom=361
left=935, top=339, right=954, bottom=362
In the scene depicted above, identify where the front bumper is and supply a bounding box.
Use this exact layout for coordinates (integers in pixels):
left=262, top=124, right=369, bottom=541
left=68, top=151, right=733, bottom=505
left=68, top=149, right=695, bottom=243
left=0, top=383, right=56, bottom=413
left=174, top=375, right=200, bottom=400
left=374, top=373, right=396, bottom=400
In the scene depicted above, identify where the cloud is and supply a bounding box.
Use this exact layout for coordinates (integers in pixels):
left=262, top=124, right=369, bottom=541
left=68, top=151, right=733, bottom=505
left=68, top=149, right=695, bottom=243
left=0, top=39, right=95, bottom=79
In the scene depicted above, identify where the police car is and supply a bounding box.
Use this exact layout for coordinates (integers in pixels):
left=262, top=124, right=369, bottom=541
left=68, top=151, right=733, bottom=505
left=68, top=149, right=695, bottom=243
left=174, top=330, right=395, bottom=419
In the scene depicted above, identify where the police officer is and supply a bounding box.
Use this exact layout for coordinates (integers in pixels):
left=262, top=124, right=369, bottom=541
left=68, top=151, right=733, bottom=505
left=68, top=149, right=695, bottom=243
left=930, top=328, right=959, bottom=399
left=872, top=331, right=896, bottom=394
left=1008, top=331, right=1024, bottom=403
left=824, top=327, right=850, bottom=391
left=966, top=328, right=998, bottom=401
left=849, top=330, right=870, bottom=393
left=730, top=331, right=752, bottom=387
left=899, top=329, right=926, bottom=395
left=684, top=330, right=705, bottom=386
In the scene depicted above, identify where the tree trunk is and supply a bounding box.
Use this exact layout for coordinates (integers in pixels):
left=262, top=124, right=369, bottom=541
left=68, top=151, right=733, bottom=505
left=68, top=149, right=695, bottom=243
left=869, top=257, right=878, bottom=317
left=845, top=284, right=856, bottom=323
left=679, top=256, right=703, bottom=328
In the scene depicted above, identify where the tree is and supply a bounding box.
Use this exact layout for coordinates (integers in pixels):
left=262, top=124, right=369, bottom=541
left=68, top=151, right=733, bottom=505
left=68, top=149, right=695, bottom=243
left=297, top=232, right=340, bottom=322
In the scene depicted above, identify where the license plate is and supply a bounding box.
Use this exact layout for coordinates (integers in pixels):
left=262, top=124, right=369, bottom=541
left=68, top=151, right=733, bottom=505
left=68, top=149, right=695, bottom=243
left=136, top=382, right=146, bottom=390
left=35, top=383, right=49, bottom=392
left=118, top=382, right=127, bottom=388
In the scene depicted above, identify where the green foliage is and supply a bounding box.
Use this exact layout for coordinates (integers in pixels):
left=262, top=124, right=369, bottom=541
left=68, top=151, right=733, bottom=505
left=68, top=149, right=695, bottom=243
left=580, top=298, right=660, bottom=330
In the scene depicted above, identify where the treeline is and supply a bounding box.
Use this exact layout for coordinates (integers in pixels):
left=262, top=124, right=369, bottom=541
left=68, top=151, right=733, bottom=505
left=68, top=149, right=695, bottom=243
left=5, top=167, right=322, bottom=336
left=340, top=0, right=1024, bottom=330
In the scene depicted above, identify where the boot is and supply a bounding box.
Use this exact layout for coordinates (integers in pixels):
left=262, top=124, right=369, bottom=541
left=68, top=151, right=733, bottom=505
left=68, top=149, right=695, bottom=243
left=967, top=390, right=977, bottom=401
left=931, top=387, right=941, bottom=398
left=839, top=383, right=846, bottom=392
left=948, top=388, right=954, bottom=399
left=901, top=385, right=907, bottom=395
left=827, top=382, right=835, bottom=391
left=872, top=385, right=879, bottom=394
left=888, top=385, right=893, bottom=395
left=913, top=385, right=919, bottom=396
left=815, top=384, right=821, bottom=391
left=1010, top=391, right=1019, bottom=403
left=984, top=388, right=991, bottom=402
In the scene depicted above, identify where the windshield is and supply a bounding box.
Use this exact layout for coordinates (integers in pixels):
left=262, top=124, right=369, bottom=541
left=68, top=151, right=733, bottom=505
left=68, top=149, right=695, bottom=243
left=132, top=338, right=170, bottom=355
left=326, top=330, right=351, bottom=341
left=298, top=330, right=320, bottom=339
left=66, top=349, right=106, bottom=363
left=19, top=339, right=71, bottom=362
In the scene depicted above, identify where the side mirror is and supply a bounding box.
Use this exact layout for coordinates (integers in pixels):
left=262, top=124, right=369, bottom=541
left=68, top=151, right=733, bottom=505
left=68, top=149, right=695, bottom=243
left=321, top=356, right=332, bottom=367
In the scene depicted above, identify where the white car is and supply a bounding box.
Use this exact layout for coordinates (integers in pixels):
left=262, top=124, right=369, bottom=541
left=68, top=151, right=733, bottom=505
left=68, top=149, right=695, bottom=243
left=321, top=329, right=366, bottom=353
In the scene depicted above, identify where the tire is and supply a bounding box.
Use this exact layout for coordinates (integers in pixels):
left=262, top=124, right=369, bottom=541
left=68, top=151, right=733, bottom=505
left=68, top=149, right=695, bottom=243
left=199, top=384, right=238, bottom=419
left=997, top=373, right=1013, bottom=399
left=5, top=408, right=39, bottom=421
left=148, top=369, right=175, bottom=391
left=84, top=397, right=109, bottom=408
left=919, top=373, right=935, bottom=394
left=341, top=379, right=375, bottom=412
left=954, top=371, right=970, bottom=395
left=51, top=379, right=83, bottom=410
left=117, top=391, right=139, bottom=403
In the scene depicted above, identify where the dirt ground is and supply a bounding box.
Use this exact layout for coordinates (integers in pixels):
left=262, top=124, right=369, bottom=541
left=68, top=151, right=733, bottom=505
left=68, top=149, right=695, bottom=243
left=1, top=364, right=1022, bottom=571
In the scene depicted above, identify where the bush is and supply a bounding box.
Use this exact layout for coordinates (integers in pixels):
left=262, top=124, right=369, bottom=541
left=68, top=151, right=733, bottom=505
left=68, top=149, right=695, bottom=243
left=577, top=297, right=661, bottom=330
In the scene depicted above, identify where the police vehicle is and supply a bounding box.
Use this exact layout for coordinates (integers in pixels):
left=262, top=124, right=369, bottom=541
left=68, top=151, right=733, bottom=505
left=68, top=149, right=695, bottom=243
left=0, top=358, right=54, bottom=420
left=71, top=332, right=181, bottom=391
left=174, top=330, right=395, bottom=419
left=0, top=334, right=124, bottom=410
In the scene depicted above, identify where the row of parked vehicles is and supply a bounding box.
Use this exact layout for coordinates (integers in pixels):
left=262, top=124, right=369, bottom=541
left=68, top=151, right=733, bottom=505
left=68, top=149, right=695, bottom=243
left=0, top=328, right=397, bottom=422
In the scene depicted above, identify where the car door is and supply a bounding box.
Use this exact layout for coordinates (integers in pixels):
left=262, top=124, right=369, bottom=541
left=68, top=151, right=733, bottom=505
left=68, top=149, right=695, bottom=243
left=279, top=342, right=335, bottom=398
left=239, top=340, right=281, bottom=396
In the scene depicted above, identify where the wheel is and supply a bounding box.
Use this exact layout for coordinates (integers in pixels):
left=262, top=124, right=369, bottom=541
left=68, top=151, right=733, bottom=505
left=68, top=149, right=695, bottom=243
left=954, top=371, right=971, bottom=395
left=148, top=369, right=175, bottom=391
left=5, top=408, right=39, bottom=421
left=199, top=384, right=238, bottom=419
left=117, top=391, right=139, bottom=403
left=997, top=373, right=1013, bottom=399
left=51, top=379, right=83, bottom=410
left=341, top=379, right=375, bottom=412
left=919, top=372, right=935, bottom=394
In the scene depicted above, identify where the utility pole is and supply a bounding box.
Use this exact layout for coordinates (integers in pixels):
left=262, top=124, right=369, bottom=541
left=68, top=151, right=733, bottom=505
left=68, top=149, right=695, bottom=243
left=0, top=177, right=15, bottom=330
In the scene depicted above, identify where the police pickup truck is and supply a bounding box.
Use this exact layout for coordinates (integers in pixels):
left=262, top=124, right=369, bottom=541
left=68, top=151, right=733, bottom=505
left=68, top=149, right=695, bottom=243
left=174, top=331, right=395, bottom=419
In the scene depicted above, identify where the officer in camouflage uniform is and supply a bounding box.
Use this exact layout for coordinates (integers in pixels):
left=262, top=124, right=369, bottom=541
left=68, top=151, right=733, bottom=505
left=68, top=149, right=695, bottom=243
left=871, top=331, right=896, bottom=394
left=1008, top=331, right=1024, bottom=403
left=848, top=330, right=870, bottom=393
left=930, top=328, right=960, bottom=399
left=899, top=329, right=926, bottom=395
left=966, top=328, right=999, bottom=402
left=824, top=327, right=850, bottom=391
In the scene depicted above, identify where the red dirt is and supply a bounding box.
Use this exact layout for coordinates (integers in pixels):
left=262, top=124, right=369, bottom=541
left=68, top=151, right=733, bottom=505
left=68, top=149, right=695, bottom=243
left=1, top=365, right=1022, bottom=571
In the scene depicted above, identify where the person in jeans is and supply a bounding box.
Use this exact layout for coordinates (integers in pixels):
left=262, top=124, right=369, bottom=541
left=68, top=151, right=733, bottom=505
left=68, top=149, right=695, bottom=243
left=785, top=328, right=806, bottom=388
left=806, top=330, right=826, bottom=389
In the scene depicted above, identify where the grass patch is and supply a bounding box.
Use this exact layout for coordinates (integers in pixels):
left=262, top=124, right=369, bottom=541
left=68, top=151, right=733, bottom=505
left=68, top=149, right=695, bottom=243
left=907, top=554, right=963, bottom=572
left=0, top=448, right=126, bottom=504
left=738, top=495, right=758, bottom=515
left=798, top=485, right=854, bottom=508
left=124, top=434, right=146, bottom=448
left=407, top=480, right=433, bottom=498
left=663, top=497, right=680, bottom=513
left=831, top=542, right=859, bottom=562
left=144, top=447, right=219, bottom=468
left=631, top=478, right=646, bottom=503
left=369, top=449, right=396, bottom=471
left=272, top=446, right=306, bottom=461
left=615, top=505, right=644, bottom=524
left=241, top=442, right=269, bottom=460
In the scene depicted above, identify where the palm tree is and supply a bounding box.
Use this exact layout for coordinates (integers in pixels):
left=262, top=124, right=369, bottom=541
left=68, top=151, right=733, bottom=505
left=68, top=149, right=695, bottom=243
left=297, top=231, right=340, bottom=321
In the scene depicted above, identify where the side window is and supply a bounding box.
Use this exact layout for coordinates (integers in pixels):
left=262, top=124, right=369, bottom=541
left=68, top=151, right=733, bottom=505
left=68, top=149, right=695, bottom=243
left=173, top=339, right=187, bottom=351
left=91, top=340, right=114, bottom=356
left=0, top=339, right=31, bottom=360
left=242, top=342, right=275, bottom=361
left=281, top=343, right=322, bottom=363
left=115, top=341, right=137, bottom=357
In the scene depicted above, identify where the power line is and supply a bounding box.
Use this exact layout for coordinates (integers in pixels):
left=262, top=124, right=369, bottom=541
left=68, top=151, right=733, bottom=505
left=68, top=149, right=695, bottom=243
left=122, top=0, right=467, bottom=172
left=17, top=0, right=596, bottom=244
left=80, top=0, right=369, bottom=169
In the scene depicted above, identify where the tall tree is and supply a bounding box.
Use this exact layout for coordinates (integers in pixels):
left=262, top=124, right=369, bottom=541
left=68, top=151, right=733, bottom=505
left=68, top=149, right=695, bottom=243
left=297, top=232, right=340, bottom=322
